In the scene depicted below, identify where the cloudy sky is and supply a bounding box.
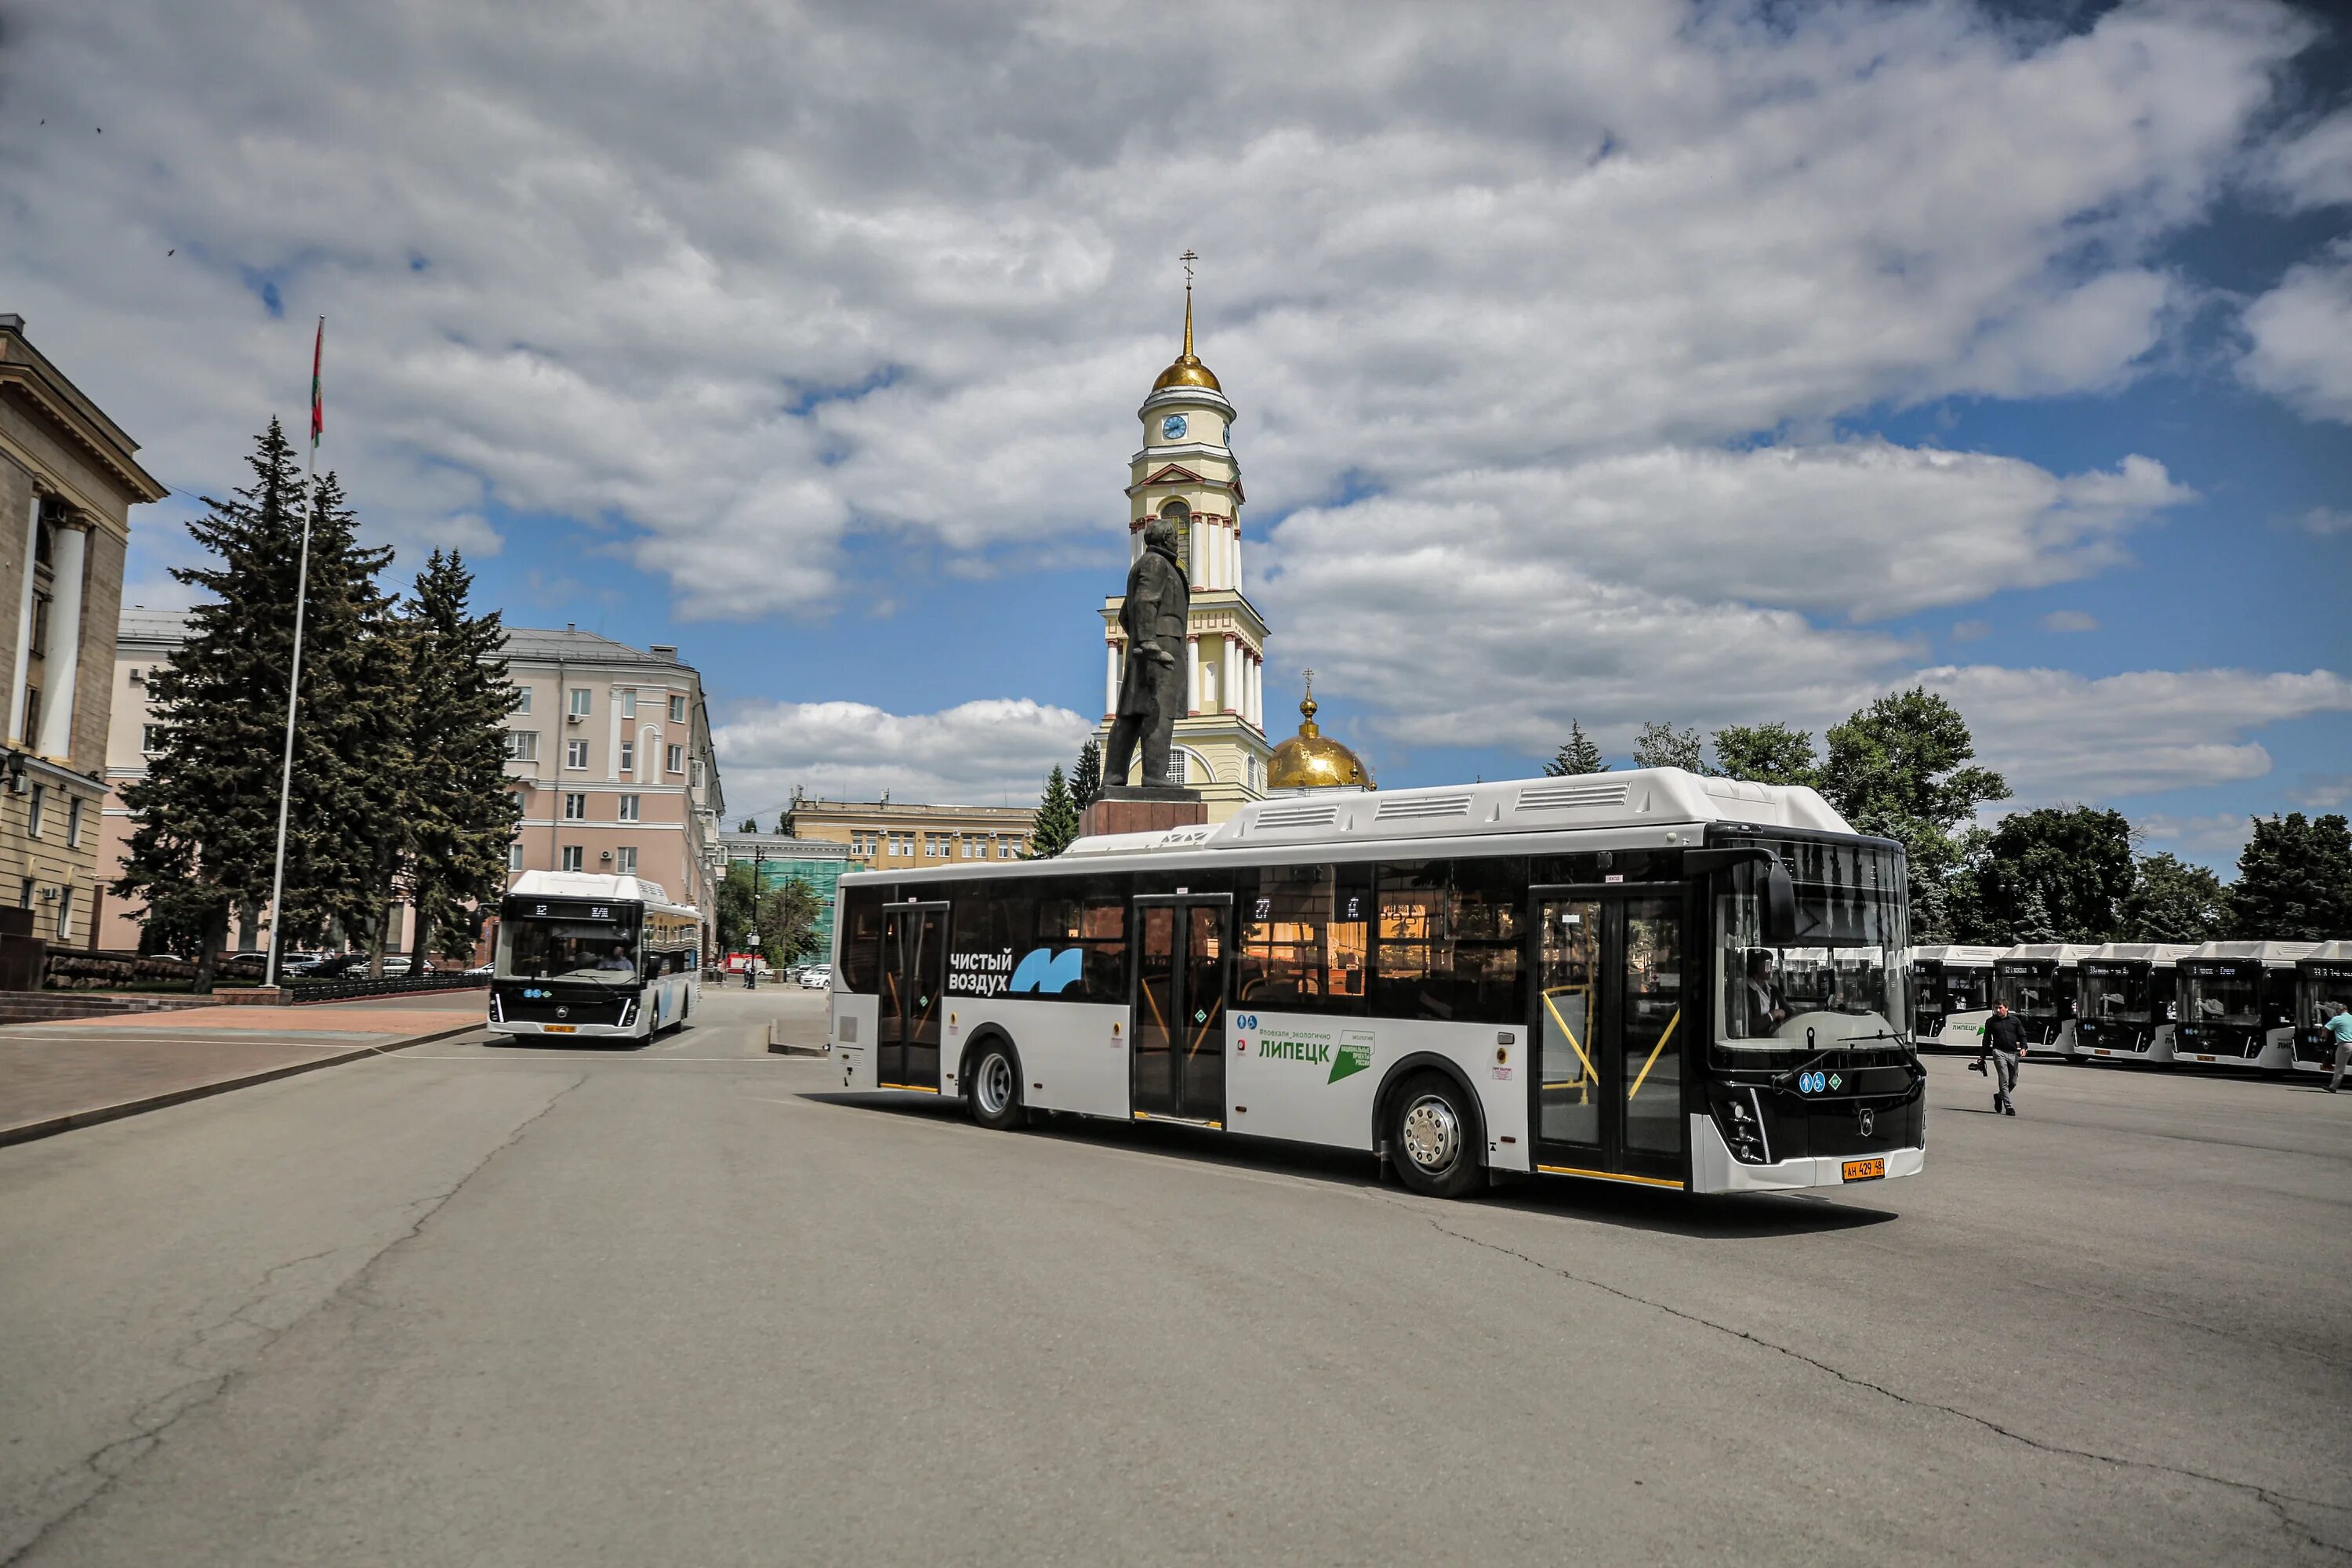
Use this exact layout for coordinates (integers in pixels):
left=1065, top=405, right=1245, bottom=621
left=5, top=0, right=2347, bottom=863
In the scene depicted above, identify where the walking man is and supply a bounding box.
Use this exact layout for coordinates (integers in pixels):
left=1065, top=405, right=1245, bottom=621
left=2323, top=1002, right=2352, bottom=1093
left=1980, top=1000, right=2026, bottom=1116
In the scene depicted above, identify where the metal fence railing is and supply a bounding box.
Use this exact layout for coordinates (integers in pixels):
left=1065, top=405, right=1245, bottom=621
left=279, top=973, right=492, bottom=1004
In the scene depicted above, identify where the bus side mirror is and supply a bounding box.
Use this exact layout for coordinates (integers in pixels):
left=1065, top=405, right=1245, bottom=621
left=1763, top=862, right=1797, bottom=943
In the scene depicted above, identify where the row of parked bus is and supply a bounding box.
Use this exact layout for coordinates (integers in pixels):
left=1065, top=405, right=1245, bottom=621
left=1905, top=941, right=2352, bottom=1073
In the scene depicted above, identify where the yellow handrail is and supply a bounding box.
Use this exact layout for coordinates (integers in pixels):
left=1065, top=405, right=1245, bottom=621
left=1541, top=986, right=1597, bottom=1083
left=1628, top=1008, right=1682, bottom=1101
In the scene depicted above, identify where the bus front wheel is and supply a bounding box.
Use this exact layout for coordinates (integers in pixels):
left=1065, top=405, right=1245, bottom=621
left=968, top=1039, right=1023, bottom=1131
left=1388, top=1073, right=1482, bottom=1200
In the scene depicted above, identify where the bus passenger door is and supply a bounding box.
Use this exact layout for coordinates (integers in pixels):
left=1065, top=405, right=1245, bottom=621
left=1528, top=888, right=1686, bottom=1188
left=1131, top=895, right=1229, bottom=1126
left=878, top=902, right=949, bottom=1091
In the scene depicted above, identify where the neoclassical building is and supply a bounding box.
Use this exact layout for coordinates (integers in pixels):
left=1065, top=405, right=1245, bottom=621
left=0, top=315, right=164, bottom=951
left=1098, top=289, right=1273, bottom=820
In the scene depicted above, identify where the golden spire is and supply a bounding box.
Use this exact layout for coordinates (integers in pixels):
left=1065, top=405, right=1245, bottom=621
left=1153, top=248, right=1221, bottom=392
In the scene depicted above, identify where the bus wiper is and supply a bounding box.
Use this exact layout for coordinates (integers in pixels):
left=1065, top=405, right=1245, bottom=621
left=1835, top=1029, right=1903, bottom=1044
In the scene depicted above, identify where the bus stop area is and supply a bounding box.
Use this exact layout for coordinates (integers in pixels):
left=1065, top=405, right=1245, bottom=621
left=0, top=995, right=486, bottom=1147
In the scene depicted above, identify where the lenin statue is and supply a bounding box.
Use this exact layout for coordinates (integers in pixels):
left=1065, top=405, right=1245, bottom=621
left=1103, top=516, right=1191, bottom=790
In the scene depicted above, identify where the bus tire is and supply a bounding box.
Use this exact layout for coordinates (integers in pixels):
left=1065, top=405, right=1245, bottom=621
left=967, top=1036, right=1023, bottom=1131
left=1388, top=1071, right=1482, bottom=1200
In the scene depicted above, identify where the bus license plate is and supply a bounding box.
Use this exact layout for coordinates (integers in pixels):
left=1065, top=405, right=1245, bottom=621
left=544, top=1024, right=577, bottom=1033
left=1842, top=1157, right=1886, bottom=1183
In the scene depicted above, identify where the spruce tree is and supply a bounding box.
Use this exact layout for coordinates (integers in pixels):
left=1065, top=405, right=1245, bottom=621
left=1029, top=766, right=1081, bottom=858
left=1544, top=721, right=1608, bottom=777
left=1071, top=739, right=1103, bottom=808
left=400, top=550, right=523, bottom=966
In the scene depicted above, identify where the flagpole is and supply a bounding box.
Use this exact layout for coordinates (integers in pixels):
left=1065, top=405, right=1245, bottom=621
left=263, top=317, right=323, bottom=990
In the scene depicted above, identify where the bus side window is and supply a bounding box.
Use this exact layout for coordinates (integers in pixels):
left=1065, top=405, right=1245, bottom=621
left=837, top=887, right=887, bottom=993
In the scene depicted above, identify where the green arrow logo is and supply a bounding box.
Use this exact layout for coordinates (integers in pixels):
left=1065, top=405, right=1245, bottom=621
left=1328, top=1040, right=1372, bottom=1083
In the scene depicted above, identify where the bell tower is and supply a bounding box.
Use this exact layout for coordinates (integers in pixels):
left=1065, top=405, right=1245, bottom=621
left=1098, top=254, right=1273, bottom=819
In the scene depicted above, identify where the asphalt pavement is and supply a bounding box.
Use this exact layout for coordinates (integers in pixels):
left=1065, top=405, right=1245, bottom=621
left=0, top=985, right=2345, bottom=1566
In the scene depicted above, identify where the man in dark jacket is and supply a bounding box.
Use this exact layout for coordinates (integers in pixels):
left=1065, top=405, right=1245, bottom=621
left=1980, top=1000, right=2026, bottom=1116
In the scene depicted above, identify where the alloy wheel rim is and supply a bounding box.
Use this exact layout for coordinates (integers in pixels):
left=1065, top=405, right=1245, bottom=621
left=978, top=1052, right=1014, bottom=1116
left=1399, top=1095, right=1459, bottom=1173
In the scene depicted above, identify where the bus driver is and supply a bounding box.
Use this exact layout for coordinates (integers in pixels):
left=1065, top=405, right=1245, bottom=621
left=1737, top=949, right=1788, bottom=1037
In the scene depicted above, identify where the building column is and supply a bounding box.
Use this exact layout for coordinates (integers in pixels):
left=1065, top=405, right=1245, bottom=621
left=1248, top=652, right=1262, bottom=730
left=1187, top=517, right=1204, bottom=591
left=35, top=517, right=89, bottom=760
left=1104, top=637, right=1120, bottom=720
left=8, top=494, right=38, bottom=745
left=1185, top=634, right=1201, bottom=716
left=1222, top=634, right=1240, bottom=713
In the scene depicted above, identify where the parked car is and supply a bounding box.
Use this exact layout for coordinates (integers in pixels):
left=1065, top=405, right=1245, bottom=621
left=798, top=966, right=831, bottom=990
left=382, top=956, right=435, bottom=976
left=297, top=953, right=368, bottom=979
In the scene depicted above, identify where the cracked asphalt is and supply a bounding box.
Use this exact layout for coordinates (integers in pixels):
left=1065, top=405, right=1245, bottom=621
left=1, top=986, right=2347, bottom=1566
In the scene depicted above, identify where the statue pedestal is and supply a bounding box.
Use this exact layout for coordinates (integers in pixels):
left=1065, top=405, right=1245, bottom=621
left=1080, top=785, right=1207, bottom=840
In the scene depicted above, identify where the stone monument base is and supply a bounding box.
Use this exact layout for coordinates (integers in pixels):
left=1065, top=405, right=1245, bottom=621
left=1081, top=784, right=1207, bottom=840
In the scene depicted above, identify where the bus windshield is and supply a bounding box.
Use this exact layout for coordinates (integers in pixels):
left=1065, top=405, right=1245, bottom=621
left=1715, top=837, right=1906, bottom=1048
left=2183, top=968, right=2262, bottom=1027
left=1942, top=967, right=1992, bottom=1011
left=2078, top=964, right=2154, bottom=1024
left=2304, top=969, right=2352, bottom=1029
left=499, top=906, right=644, bottom=986
left=1994, top=967, right=2065, bottom=1018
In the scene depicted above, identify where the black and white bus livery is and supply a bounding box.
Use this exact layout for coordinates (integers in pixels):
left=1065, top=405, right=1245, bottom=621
left=490, top=871, right=702, bottom=1041
left=2074, top=943, right=2200, bottom=1064
left=2295, top=943, right=2352, bottom=1075
left=823, top=769, right=1926, bottom=1198
left=1905, top=945, right=2007, bottom=1047
left=2175, top=941, right=2321, bottom=1071
left=1990, top=944, right=2102, bottom=1060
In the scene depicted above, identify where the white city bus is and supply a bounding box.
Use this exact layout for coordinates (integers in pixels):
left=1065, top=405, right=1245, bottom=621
left=2294, top=943, right=2352, bottom=1076
left=1905, top=945, right=2008, bottom=1049
left=489, top=871, right=702, bottom=1041
left=2175, top=941, right=2321, bottom=1071
left=1991, top=944, right=2103, bottom=1060
left=823, top=769, right=1926, bottom=1198
left=2073, top=943, right=2200, bottom=1065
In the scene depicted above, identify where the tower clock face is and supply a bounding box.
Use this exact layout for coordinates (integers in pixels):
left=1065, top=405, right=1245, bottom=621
left=1160, top=413, right=1189, bottom=441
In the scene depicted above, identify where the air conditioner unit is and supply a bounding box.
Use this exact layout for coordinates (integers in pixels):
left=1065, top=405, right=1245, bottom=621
left=127, top=667, right=145, bottom=684
left=566, top=714, right=585, bottom=726
left=599, top=849, right=613, bottom=862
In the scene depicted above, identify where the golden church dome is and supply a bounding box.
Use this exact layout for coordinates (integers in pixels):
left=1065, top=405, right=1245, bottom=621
left=1152, top=278, right=1222, bottom=392
left=1266, top=685, right=1373, bottom=792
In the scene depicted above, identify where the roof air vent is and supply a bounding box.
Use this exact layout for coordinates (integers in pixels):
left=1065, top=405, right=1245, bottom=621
left=1374, top=793, right=1473, bottom=822
left=1515, top=781, right=1629, bottom=812
left=1254, top=802, right=1341, bottom=830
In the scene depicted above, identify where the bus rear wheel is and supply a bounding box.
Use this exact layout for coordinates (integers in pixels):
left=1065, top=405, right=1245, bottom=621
left=968, top=1040, right=1023, bottom=1131
left=1388, top=1073, right=1482, bottom=1200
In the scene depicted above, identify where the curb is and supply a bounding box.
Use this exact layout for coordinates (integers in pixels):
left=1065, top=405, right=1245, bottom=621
left=768, top=1019, right=830, bottom=1057
left=0, top=1018, right=486, bottom=1150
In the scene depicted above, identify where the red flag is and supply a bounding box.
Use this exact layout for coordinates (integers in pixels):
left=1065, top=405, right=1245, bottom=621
left=308, top=318, right=324, bottom=448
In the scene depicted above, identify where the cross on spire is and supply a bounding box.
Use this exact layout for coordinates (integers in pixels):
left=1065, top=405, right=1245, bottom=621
left=1178, top=249, right=1199, bottom=358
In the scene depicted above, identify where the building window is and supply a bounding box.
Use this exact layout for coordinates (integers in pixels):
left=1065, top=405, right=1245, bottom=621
left=65, top=796, right=81, bottom=848
left=563, top=793, right=587, bottom=821
left=55, top=885, right=72, bottom=944
left=666, top=744, right=684, bottom=773
left=561, top=844, right=584, bottom=873
left=506, top=731, right=539, bottom=762
left=26, top=785, right=42, bottom=838
left=566, top=739, right=590, bottom=769
left=618, top=794, right=640, bottom=822
left=141, top=724, right=167, bottom=754
left=621, top=691, right=637, bottom=719
left=568, top=688, right=592, bottom=717
left=670, top=695, right=687, bottom=724
left=510, top=685, right=532, bottom=713
left=617, top=846, right=638, bottom=874
left=509, top=842, right=524, bottom=872
left=1000, top=840, right=1014, bottom=859
left=17, top=878, right=31, bottom=909
left=619, top=740, right=634, bottom=774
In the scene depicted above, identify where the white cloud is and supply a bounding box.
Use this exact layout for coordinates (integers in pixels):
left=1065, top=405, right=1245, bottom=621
left=2259, top=107, right=2352, bottom=212
left=712, top=698, right=1092, bottom=816
left=2287, top=772, right=2352, bottom=811
left=2041, top=609, right=2100, bottom=632
left=2241, top=242, right=2352, bottom=424
left=2292, top=506, right=2352, bottom=538
left=1913, top=665, right=2352, bottom=800
left=2134, top=812, right=2254, bottom=861
left=1952, top=619, right=1991, bottom=642
left=0, top=0, right=2314, bottom=619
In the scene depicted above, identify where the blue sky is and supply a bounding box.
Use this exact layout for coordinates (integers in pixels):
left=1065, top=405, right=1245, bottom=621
left=5, top=0, right=2347, bottom=866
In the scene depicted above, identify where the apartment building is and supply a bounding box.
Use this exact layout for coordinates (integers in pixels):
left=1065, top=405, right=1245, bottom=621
left=2, top=315, right=165, bottom=953
left=100, top=619, right=726, bottom=950
left=502, top=626, right=724, bottom=924
left=780, top=789, right=1036, bottom=872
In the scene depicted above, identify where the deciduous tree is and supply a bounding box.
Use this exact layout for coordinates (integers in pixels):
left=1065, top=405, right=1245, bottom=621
left=1965, top=806, right=2136, bottom=944
left=1632, top=720, right=1706, bottom=772
left=1818, top=688, right=2009, bottom=940
left=2227, top=813, right=2352, bottom=940
left=2118, top=852, right=2227, bottom=944
left=1711, top=722, right=1820, bottom=788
